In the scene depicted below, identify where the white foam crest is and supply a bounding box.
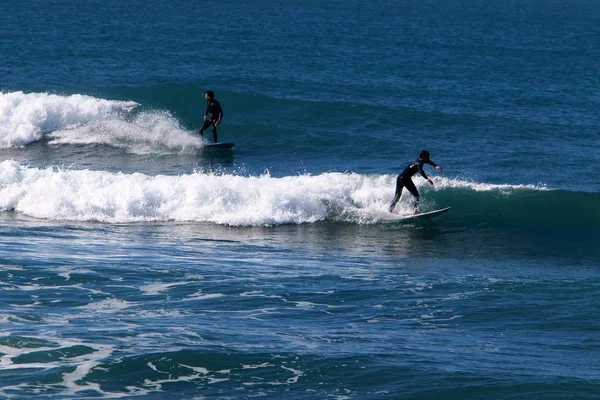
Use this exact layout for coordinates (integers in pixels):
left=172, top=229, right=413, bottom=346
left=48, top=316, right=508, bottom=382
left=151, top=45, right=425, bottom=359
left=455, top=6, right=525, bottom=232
left=0, top=91, right=138, bottom=148
left=433, top=176, right=547, bottom=191
left=49, top=109, right=203, bottom=154
left=0, top=162, right=395, bottom=225
left=0, top=162, right=548, bottom=226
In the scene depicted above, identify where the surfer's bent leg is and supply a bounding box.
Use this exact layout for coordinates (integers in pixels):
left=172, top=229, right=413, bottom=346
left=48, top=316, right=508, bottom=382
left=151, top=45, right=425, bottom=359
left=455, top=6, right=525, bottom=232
left=404, top=179, right=420, bottom=211
left=199, top=120, right=212, bottom=137
left=389, top=175, right=405, bottom=213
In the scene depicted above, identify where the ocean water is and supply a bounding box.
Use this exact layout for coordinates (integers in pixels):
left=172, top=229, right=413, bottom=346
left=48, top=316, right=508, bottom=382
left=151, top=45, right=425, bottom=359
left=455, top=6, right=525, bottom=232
left=1, top=0, right=599, bottom=399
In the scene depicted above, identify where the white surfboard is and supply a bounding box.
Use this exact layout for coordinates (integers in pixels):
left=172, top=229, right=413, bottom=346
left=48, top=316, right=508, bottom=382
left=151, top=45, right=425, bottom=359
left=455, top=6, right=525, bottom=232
left=399, top=207, right=451, bottom=221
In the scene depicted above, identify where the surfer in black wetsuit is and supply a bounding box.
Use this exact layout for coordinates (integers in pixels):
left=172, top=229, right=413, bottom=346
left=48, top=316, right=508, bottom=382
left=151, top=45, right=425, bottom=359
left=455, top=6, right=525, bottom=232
left=389, top=150, right=442, bottom=214
left=198, top=90, right=223, bottom=143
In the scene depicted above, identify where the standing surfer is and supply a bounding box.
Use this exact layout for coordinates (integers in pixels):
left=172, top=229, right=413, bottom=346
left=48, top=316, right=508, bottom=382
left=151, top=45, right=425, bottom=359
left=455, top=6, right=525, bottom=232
left=389, top=150, right=442, bottom=214
left=198, top=90, right=223, bottom=143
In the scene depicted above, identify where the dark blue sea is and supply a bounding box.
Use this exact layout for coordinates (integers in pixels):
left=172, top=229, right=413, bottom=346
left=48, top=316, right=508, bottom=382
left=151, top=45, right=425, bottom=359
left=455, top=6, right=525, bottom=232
left=1, top=0, right=599, bottom=398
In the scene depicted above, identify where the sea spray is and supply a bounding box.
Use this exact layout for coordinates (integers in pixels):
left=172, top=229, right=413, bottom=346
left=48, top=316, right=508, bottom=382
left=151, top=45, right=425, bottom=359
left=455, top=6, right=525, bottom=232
left=0, top=91, right=138, bottom=148
left=2, top=161, right=578, bottom=227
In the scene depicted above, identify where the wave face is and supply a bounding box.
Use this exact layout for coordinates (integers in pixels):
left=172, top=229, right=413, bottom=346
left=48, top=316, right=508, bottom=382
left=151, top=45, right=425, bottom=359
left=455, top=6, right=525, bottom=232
left=1, top=90, right=598, bottom=194
left=2, top=160, right=597, bottom=231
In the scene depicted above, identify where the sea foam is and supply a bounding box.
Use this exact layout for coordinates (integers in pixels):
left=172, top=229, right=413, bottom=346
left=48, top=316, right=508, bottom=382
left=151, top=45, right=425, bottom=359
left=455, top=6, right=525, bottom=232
left=0, top=161, right=546, bottom=226
left=0, top=91, right=138, bottom=148
left=0, top=91, right=208, bottom=153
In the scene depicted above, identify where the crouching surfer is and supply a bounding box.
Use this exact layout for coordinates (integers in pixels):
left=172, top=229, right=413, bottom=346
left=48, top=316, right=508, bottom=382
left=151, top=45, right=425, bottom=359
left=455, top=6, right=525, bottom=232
left=389, top=150, right=442, bottom=214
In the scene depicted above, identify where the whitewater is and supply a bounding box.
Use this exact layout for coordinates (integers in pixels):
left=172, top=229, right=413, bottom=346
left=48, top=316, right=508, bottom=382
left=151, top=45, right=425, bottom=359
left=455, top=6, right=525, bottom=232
left=1, top=160, right=548, bottom=226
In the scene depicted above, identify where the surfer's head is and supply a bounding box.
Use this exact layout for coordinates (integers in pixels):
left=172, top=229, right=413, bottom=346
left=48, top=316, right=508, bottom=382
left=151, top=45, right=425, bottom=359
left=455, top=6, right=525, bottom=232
left=419, top=150, right=430, bottom=161
left=205, top=91, right=214, bottom=100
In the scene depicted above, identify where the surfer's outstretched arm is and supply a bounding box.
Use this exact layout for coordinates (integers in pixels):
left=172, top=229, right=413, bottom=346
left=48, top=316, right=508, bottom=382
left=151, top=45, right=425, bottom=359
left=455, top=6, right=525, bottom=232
left=427, top=160, right=441, bottom=171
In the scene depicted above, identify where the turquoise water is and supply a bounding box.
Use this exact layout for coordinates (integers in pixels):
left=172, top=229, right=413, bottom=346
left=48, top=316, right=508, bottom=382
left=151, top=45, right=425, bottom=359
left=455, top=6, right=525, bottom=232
left=1, top=0, right=599, bottom=398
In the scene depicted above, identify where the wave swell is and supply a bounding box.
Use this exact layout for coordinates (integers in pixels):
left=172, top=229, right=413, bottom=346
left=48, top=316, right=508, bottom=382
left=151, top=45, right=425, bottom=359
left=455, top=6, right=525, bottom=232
left=1, top=161, right=597, bottom=229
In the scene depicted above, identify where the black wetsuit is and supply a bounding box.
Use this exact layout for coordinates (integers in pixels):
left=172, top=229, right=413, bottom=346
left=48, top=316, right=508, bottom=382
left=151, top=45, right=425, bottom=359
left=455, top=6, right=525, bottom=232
left=199, top=99, right=223, bottom=143
left=389, top=158, right=439, bottom=212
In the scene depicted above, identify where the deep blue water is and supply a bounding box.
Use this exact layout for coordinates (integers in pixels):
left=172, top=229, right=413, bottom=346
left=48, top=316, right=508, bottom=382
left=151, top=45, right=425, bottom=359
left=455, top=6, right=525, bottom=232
left=1, top=0, right=599, bottom=398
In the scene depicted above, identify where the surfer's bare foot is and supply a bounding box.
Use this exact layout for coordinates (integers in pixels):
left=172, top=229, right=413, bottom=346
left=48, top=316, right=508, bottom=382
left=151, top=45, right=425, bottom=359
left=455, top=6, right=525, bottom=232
left=412, top=210, right=420, bottom=215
